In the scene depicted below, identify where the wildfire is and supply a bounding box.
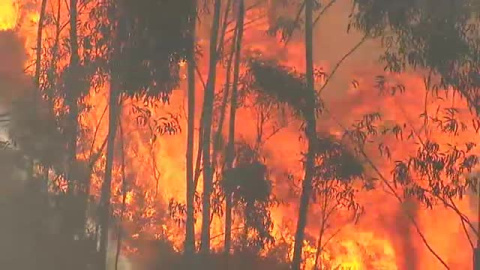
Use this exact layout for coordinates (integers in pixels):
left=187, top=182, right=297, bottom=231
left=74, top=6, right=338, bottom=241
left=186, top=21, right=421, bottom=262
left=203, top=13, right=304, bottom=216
left=3, top=0, right=478, bottom=269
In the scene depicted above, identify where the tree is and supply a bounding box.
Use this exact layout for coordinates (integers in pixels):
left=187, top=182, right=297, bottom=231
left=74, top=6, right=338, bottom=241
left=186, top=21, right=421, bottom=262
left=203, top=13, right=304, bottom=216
left=291, top=0, right=317, bottom=268
left=33, top=0, right=47, bottom=95
left=225, top=145, right=274, bottom=242
left=351, top=0, right=480, bottom=114
left=62, top=0, right=90, bottom=247
left=200, top=0, right=222, bottom=256
left=246, top=54, right=318, bottom=270
left=310, top=135, right=364, bottom=270
left=96, top=0, right=192, bottom=268
left=224, top=0, right=245, bottom=258
left=351, top=1, right=480, bottom=267
left=185, top=0, right=198, bottom=263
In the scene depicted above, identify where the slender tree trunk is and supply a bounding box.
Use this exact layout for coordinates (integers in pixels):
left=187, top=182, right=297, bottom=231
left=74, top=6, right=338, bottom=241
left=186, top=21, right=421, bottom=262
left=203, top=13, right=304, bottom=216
left=46, top=0, right=61, bottom=107
left=200, top=0, right=222, bottom=257
left=213, top=0, right=235, bottom=160
left=185, top=0, right=197, bottom=262
left=115, top=123, right=127, bottom=270
left=291, top=0, right=316, bottom=268
left=28, top=0, right=48, bottom=186
left=224, top=0, right=244, bottom=259
left=34, top=0, right=47, bottom=92
left=98, top=4, right=125, bottom=268
left=216, top=0, right=233, bottom=57
left=65, top=0, right=84, bottom=240
left=313, top=185, right=328, bottom=270
left=67, top=0, right=80, bottom=192
left=98, top=78, right=121, bottom=270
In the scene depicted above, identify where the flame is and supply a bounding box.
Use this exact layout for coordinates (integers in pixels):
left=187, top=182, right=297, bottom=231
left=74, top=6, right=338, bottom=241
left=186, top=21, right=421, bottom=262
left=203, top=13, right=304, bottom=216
left=0, top=0, right=18, bottom=31
left=5, top=1, right=478, bottom=269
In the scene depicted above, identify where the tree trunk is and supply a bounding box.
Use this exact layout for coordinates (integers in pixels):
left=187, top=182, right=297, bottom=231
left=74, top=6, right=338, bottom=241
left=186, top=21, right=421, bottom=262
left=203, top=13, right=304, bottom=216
left=291, top=0, right=316, bottom=268
left=224, top=0, right=244, bottom=259
left=200, top=0, right=222, bottom=257
left=185, top=0, right=197, bottom=262
left=98, top=3, right=126, bottom=268
left=313, top=184, right=328, bottom=270
left=98, top=78, right=121, bottom=270
left=67, top=0, right=80, bottom=192
left=34, top=0, right=47, bottom=92
left=213, top=0, right=235, bottom=161
left=65, top=0, right=84, bottom=241
left=115, top=123, right=127, bottom=270
left=28, top=0, right=48, bottom=187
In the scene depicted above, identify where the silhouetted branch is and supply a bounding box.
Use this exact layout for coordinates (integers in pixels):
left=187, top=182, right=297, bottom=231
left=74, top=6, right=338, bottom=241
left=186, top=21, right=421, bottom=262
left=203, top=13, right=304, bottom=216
left=323, top=106, right=450, bottom=269
left=318, top=34, right=368, bottom=96
left=313, top=0, right=338, bottom=26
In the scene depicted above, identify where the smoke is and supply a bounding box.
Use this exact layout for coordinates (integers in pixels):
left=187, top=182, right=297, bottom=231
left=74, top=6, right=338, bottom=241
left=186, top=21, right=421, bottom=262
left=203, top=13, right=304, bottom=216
left=395, top=199, right=419, bottom=270
left=0, top=29, right=30, bottom=105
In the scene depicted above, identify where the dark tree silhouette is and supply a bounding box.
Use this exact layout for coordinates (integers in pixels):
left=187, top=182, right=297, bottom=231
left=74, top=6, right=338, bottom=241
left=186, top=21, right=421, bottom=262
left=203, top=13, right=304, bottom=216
left=200, top=0, right=222, bottom=257
left=96, top=0, right=192, bottom=268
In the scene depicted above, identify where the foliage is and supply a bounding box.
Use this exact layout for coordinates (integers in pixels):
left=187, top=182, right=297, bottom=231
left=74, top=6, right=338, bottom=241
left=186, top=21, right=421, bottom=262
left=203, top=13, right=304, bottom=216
left=131, top=237, right=290, bottom=269
left=343, top=82, right=479, bottom=214
left=246, top=58, right=310, bottom=116
left=9, top=97, right=66, bottom=170
left=351, top=0, right=480, bottom=114
left=221, top=141, right=277, bottom=251
left=314, top=134, right=364, bottom=182
left=114, top=0, right=193, bottom=101
left=393, top=140, right=479, bottom=208
left=223, top=162, right=271, bottom=204
left=268, top=15, right=303, bottom=42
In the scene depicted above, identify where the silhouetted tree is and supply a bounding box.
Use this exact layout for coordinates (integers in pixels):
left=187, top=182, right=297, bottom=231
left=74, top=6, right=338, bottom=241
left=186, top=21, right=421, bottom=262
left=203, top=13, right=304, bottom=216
left=96, top=0, right=192, bottom=268
left=200, top=0, right=222, bottom=257
left=185, top=0, right=198, bottom=265
left=222, top=142, right=275, bottom=255
left=310, top=135, right=364, bottom=270
left=291, top=1, right=318, bottom=268
left=224, top=0, right=245, bottom=259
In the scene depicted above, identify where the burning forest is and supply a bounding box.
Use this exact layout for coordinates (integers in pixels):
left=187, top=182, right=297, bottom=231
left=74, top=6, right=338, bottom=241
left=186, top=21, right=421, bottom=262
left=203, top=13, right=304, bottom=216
left=1, top=0, right=480, bottom=269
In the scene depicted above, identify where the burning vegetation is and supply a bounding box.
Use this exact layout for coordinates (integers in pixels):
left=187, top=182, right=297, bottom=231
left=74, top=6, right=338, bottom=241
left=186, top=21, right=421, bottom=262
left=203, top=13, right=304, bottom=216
left=1, top=0, right=480, bottom=269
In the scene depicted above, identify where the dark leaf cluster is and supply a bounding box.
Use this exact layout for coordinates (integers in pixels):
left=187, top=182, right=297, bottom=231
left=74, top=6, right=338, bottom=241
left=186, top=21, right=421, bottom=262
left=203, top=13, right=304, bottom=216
left=223, top=162, right=271, bottom=204
left=9, top=98, right=66, bottom=170
left=352, top=0, right=480, bottom=114
left=132, top=105, right=182, bottom=142
left=392, top=140, right=479, bottom=207
left=239, top=200, right=276, bottom=250
left=314, top=135, right=364, bottom=182
left=246, top=58, right=310, bottom=117
left=113, top=0, right=194, bottom=101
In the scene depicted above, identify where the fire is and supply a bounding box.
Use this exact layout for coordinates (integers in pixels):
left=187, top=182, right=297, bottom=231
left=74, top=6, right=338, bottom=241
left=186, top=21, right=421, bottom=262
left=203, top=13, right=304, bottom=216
left=0, top=0, right=17, bottom=30
left=3, top=0, right=478, bottom=269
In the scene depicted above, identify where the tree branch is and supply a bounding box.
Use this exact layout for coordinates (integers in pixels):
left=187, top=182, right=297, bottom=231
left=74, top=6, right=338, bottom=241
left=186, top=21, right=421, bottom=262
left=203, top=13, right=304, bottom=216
left=323, top=106, right=450, bottom=269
